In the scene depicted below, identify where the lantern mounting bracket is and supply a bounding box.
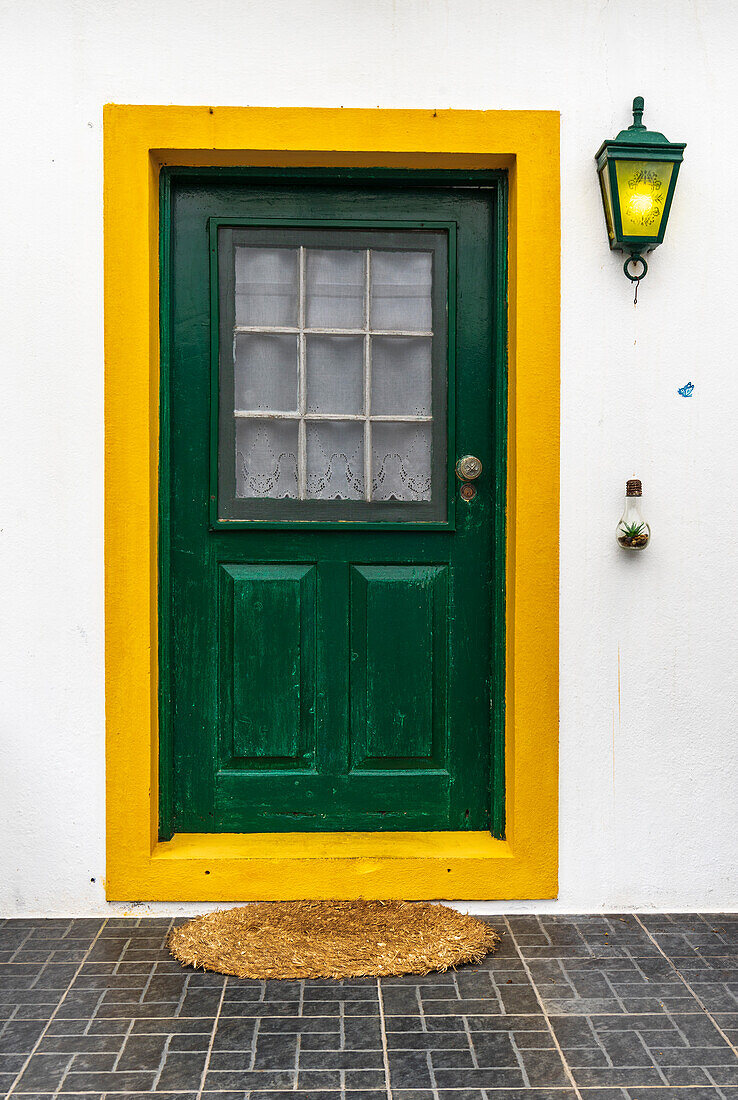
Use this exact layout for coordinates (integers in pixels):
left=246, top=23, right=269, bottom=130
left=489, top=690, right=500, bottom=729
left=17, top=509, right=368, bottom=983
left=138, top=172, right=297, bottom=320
left=623, top=253, right=648, bottom=303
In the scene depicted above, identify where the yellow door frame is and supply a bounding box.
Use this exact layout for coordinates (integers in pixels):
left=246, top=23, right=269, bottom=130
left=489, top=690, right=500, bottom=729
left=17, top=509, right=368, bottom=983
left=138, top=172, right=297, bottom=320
left=104, top=105, right=559, bottom=901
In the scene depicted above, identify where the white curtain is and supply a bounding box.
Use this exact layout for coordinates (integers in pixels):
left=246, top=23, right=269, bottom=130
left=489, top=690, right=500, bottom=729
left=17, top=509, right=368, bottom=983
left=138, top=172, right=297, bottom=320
left=371, top=336, right=431, bottom=416
left=307, top=422, right=365, bottom=500
left=236, top=421, right=298, bottom=498
left=370, top=250, right=432, bottom=331
left=306, top=249, right=365, bottom=328
left=371, top=423, right=432, bottom=501
left=235, top=247, right=298, bottom=327
left=306, top=335, right=363, bottom=415
left=234, top=333, right=298, bottom=412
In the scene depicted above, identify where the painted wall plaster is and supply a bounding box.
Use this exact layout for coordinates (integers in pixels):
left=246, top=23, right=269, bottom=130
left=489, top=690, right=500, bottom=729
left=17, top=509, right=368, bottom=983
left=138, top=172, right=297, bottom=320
left=0, top=0, right=736, bottom=914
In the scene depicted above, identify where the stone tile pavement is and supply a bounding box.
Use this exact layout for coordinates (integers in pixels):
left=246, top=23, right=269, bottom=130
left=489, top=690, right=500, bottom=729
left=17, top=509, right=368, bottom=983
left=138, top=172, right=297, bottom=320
left=0, top=913, right=737, bottom=1099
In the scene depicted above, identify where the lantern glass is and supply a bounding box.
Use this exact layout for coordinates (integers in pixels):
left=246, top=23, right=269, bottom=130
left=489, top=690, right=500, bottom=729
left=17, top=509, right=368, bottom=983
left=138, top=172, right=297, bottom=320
left=598, top=165, right=615, bottom=244
left=614, top=159, right=674, bottom=239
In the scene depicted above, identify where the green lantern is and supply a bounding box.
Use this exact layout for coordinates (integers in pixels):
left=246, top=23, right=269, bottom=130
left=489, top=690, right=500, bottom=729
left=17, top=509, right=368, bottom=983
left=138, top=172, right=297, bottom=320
left=595, top=97, right=686, bottom=292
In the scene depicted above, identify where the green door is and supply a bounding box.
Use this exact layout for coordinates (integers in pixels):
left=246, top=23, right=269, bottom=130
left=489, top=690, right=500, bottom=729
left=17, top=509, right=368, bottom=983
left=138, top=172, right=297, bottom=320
left=160, top=169, right=506, bottom=835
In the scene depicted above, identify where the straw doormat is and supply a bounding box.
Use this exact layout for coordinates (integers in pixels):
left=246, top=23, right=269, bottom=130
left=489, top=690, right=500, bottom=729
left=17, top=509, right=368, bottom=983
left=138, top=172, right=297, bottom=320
left=168, top=900, right=499, bottom=980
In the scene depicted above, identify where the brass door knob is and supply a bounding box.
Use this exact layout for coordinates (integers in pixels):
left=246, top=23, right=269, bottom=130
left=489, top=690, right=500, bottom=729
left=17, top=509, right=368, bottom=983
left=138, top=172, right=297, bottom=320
left=455, top=455, right=483, bottom=481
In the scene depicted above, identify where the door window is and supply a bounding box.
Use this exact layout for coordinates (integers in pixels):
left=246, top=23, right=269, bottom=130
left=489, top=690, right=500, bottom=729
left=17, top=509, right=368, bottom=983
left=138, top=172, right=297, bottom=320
left=216, top=227, right=449, bottom=524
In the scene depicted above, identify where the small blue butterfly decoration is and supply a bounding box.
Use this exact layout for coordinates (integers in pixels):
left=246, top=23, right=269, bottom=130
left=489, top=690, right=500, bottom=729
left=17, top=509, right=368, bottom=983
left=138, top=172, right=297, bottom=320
left=678, top=381, right=695, bottom=398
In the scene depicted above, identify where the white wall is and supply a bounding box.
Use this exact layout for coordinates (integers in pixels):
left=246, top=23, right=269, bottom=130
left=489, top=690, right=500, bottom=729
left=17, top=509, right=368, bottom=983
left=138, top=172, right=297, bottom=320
left=1, top=0, right=736, bottom=916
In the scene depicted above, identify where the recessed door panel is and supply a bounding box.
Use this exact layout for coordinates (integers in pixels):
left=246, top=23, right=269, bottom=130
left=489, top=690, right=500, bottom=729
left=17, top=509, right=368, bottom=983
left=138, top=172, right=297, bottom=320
left=350, top=565, right=448, bottom=768
left=218, top=563, right=316, bottom=768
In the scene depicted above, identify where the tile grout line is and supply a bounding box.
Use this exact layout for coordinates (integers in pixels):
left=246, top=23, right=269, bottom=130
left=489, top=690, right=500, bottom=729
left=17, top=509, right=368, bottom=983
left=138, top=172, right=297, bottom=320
left=376, top=978, right=393, bottom=1100
left=704, top=1065, right=731, bottom=1100
left=48, top=1053, right=74, bottom=1100
left=633, top=914, right=738, bottom=1059
left=5, top=917, right=110, bottom=1098
left=425, top=1046, right=441, bottom=1100
left=507, top=1031, right=531, bottom=1088
left=195, top=974, right=228, bottom=1100
left=7, top=930, right=33, bottom=965
left=633, top=1025, right=670, bottom=1087
left=504, top=917, right=585, bottom=1100
left=151, top=1032, right=173, bottom=1091
left=111, top=1016, right=135, bottom=1072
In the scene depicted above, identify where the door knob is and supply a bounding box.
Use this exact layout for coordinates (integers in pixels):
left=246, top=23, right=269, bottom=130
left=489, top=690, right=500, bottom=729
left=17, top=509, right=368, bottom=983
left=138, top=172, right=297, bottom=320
left=456, top=455, right=483, bottom=481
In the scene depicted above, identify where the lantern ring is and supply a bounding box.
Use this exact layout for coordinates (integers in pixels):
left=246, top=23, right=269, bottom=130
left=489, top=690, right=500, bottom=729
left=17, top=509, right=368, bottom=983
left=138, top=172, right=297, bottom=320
left=623, top=254, right=648, bottom=283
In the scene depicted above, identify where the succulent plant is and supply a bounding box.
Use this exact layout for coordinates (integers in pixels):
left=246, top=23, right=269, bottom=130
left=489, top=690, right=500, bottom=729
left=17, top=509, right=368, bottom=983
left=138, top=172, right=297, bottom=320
left=619, top=521, right=647, bottom=540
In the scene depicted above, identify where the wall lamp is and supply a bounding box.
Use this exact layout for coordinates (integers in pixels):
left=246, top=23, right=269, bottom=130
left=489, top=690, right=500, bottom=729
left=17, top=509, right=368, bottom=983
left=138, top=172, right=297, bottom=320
left=596, top=97, right=686, bottom=298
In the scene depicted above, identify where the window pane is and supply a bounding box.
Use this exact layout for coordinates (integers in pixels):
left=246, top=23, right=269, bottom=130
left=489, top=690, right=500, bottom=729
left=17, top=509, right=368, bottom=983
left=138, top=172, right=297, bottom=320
left=370, top=251, right=432, bottom=331
left=307, top=422, right=365, bottom=500
left=236, top=420, right=299, bottom=499
left=371, top=336, right=432, bottom=416
left=306, top=249, right=365, bottom=329
left=306, top=335, right=364, bottom=415
left=234, top=333, right=298, bottom=412
left=371, top=422, right=431, bottom=501
left=235, top=247, right=298, bottom=327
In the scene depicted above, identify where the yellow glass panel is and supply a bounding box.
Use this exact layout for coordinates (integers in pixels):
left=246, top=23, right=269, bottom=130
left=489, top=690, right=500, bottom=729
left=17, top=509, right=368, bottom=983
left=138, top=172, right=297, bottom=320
left=615, top=159, right=673, bottom=238
left=598, top=166, right=615, bottom=242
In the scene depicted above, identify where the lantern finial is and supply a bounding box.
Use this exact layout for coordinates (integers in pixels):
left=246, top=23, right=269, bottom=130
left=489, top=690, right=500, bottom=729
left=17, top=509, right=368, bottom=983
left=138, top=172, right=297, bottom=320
left=630, top=96, right=645, bottom=131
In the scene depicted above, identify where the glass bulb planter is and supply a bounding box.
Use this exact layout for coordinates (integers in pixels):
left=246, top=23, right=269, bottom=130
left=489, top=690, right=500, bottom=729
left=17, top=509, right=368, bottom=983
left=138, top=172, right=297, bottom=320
left=617, top=479, right=650, bottom=550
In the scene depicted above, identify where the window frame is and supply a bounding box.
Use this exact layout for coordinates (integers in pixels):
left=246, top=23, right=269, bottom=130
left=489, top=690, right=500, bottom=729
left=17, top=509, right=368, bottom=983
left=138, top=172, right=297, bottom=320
left=211, top=218, right=456, bottom=529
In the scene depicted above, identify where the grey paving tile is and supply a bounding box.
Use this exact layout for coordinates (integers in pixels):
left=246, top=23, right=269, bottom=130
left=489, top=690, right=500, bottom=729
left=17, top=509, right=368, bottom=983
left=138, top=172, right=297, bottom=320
left=0, top=1019, right=48, bottom=1053
left=386, top=1049, right=434, bottom=1088
left=519, top=1048, right=571, bottom=1087
left=300, top=1049, right=384, bottom=1070
left=294, top=1068, right=341, bottom=1088
left=662, top=1065, right=714, bottom=1085
left=13, top=1053, right=74, bottom=1091
left=131, top=1015, right=214, bottom=1034
left=433, top=1067, right=528, bottom=1087
left=60, top=1069, right=158, bottom=1091
left=0, top=1053, right=27, bottom=1074
left=254, top=1032, right=298, bottom=1069
left=466, top=1014, right=555, bottom=1033
left=154, top=1050, right=208, bottom=1090
left=387, top=1029, right=469, bottom=1049
left=219, top=1000, right=303, bottom=1018
left=709, top=1064, right=738, bottom=1084
left=343, top=1069, right=386, bottom=1089
left=256, top=1016, right=340, bottom=1034
left=66, top=1051, right=117, bottom=1072
left=115, top=1031, right=169, bottom=1070
left=203, top=1068, right=296, bottom=1088
left=465, top=1031, right=518, bottom=1064
left=429, top=1046, right=475, bottom=1069
left=342, top=1017, right=383, bottom=1049
left=571, top=1065, right=667, bottom=1086
left=650, top=1042, right=738, bottom=1066
left=209, top=1017, right=257, bottom=1050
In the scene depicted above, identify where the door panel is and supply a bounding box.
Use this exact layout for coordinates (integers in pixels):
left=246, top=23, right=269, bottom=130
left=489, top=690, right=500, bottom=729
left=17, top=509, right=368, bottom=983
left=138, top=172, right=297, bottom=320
left=164, top=171, right=504, bottom=833
left=349, top=564, right=447, bottom=768
left=218, top=563, right=316, bottom=768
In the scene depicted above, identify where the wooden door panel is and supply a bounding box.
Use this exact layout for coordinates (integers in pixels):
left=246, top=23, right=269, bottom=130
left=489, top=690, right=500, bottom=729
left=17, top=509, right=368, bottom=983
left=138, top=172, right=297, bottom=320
left=214, top=770, right=450, bottom=831
left=218, top=563, right=317, bottom=769
left=349, top=564, right=448, bottom=769
left=164, top=172, right=504, bottom=834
